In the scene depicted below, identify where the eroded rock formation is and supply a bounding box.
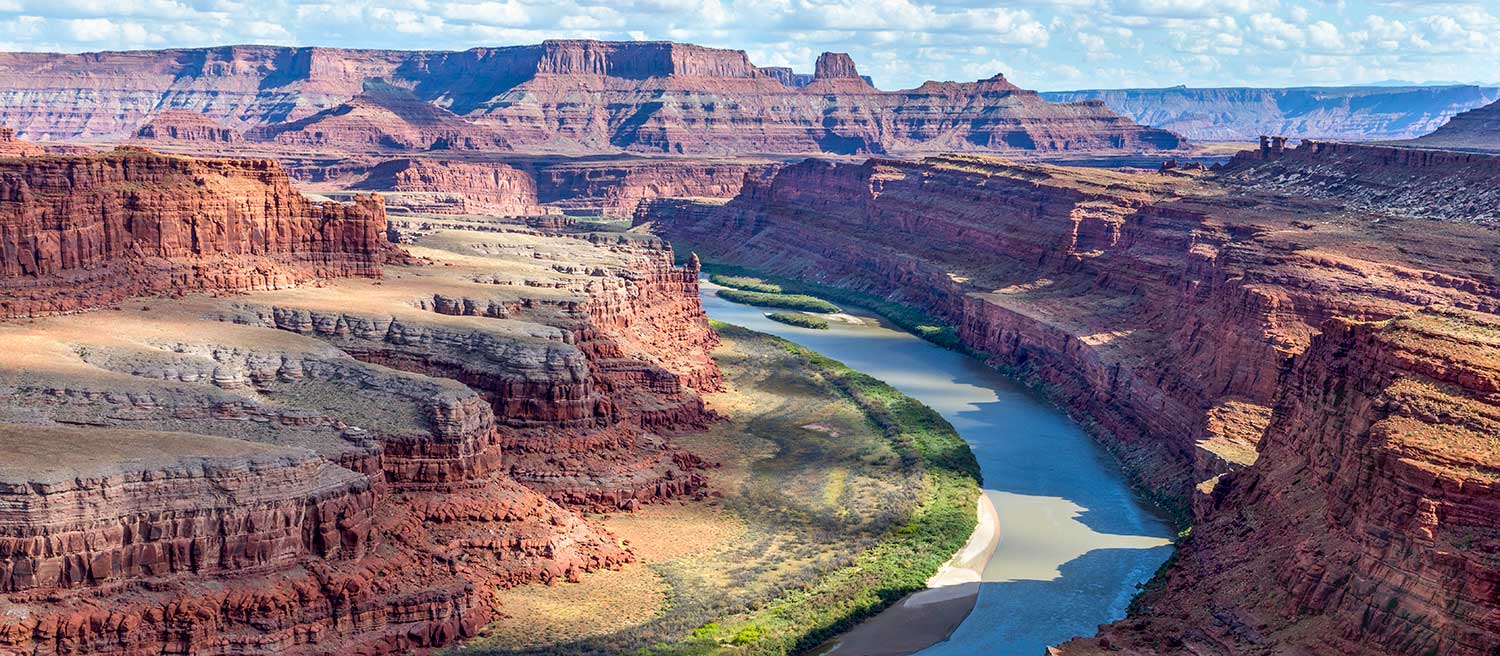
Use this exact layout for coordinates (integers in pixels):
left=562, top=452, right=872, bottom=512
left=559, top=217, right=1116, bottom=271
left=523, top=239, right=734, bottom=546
left=0, top=41, right=1181, bottom=156
left=640, top=147, right=1500, bottom=654
left=0, top=148, right=723, bottom=653
left=1061, top=309, right=1500, bottom=656
left=0, top=146, right=390, bottom=318
left=351, top=158, right=550, bottom=215
left=134, top=110, right=241, bottom=143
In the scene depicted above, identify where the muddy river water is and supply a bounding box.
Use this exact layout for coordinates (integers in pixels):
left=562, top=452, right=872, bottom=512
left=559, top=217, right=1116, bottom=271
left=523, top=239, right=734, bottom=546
left=701, top=283, right=1175, bottom=655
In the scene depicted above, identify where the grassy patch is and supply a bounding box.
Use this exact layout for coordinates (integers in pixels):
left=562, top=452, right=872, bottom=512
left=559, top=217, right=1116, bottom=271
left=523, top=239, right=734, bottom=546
left=633, top=323, right=981, bottom=656
left=472, top=323, right=977, bottom=656
left=710, top=274, right=783, bottom=294
left=698, top=261, right=966, bottom=352
left=716, top=288, right=841, bottom=314
left=765, top=312, right=830, bottom=330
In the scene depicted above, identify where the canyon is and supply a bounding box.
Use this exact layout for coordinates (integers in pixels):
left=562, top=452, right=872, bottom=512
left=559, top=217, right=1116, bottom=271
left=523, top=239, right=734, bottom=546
left=1042, top=85, right=1500, bottom=142
left=0, top=146, right=722, bottom=653
left=1, top=41, right=1181, bottom=157
left=640, top=140, right=1500, bottom=655
left=1, top=31, right=1498, bottom=656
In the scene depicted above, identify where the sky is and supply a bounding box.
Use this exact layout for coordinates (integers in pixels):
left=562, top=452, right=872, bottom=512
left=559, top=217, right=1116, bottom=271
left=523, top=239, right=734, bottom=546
left=0, top=0, right=1496, bottom=90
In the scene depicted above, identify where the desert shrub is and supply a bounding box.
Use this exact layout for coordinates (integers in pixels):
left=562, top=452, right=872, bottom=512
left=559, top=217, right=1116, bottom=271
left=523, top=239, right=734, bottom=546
left=765, top=312, right=829, bottom=329
left=715, top=289, right=840, bottom=313
left=710, top=274, right=782, bottom=294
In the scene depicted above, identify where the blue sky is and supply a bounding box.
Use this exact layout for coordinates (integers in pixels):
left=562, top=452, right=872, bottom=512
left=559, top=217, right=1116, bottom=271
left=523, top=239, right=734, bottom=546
left=0, top=0, right=1495, bottom=90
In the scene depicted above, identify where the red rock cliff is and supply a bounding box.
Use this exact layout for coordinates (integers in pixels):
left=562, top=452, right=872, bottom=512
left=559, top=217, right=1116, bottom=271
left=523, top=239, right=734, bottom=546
left=0, top=146, right=389, bottom=318
left=1061, top=309, right=1500, bottom=655
left=0, top=41, right=1182, bottom=156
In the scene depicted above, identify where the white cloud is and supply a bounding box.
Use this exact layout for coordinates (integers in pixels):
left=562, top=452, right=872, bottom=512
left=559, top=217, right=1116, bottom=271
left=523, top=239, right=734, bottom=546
left=0, top=0, right=1492, bottom=90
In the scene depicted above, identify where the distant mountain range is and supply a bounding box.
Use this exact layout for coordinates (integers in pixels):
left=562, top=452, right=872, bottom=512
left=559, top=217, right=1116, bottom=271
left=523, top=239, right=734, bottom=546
left=1041, top=85, right=1500, bottom=141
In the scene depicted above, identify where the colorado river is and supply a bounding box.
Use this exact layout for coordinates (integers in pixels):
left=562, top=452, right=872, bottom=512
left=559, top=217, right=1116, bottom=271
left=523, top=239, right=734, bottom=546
left=700, top=283, right=1175, bottom=656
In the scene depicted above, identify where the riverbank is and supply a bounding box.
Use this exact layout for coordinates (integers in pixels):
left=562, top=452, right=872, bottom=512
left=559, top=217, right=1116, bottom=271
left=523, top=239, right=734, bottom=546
left=470, top=323, right=979, bottom=655
left=817, top=493, right=1001, bottom=655
left=696, top=280, right=1175, bottom=656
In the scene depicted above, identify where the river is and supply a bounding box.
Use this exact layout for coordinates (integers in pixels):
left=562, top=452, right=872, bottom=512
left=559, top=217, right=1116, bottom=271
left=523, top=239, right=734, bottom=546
left=700, top=282, right=1175, bottom=656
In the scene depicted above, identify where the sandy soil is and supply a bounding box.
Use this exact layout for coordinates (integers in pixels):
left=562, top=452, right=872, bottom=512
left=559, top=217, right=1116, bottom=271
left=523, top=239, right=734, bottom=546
left=818, top=493, right=1001, bottom=656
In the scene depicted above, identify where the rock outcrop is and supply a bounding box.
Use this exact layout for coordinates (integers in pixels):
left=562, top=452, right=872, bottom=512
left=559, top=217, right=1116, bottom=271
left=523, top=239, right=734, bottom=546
left=1406, top=98, right=1500, bottom=152
left=336, top=156, right=775, bottom=217
left=640, top=149, right=1500, bottom=654
left=351, top=158, right=550, bottom=215
left=0, top=146, right=389, bottom=318
left=0, top=41, right=1181, bottom=156
left=0, top=127, right=42, bottom=157
left=134, top=110, right=241, bottom=143
left=1223, top=139, right=1500, bottom=223
left=1042, top=85, right=1500, bottom=141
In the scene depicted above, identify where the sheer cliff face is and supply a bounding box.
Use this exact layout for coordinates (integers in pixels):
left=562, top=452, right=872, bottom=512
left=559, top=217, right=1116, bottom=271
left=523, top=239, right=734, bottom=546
left=0, top=147, right=389, bottom=318
left=1064, top=310, right=1500, bottom=656
left=1041, top=85, right=1500, bottom=141
left=639, top=149, right=1500, bottom=654
left=0, top=40, right=1181, bottom=155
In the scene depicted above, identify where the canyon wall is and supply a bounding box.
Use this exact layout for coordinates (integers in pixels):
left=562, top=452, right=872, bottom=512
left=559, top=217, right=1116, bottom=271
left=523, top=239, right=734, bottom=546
left=0, top=146, right=390, bottom=318
left=1062, top=309, right=1500, bottom=656
left=336, top=156, right=775, bottom=218
left=0, top=40, right=1181, bottom=156
left=640, top=149, right=1500, bottom=653
left=1042, top=85, right=1500, bottom=141
left=351, top=158, right=550, bottom=215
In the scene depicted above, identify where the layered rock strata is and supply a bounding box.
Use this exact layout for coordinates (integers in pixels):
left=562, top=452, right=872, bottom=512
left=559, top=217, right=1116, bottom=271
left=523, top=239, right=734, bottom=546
left=335, top=156, right=775, bottom=218
left=0, top=150, right=722, bottom=653
left=0, top=41, right=1181, bottom=156
left=1061, top=309, right=1500, bottom=656
left=351, top=158, right=551, bottom=216
left=640, top=150, right=1500, bottom=653
left=0, top=147, right=390, bottom=318
left=133, top=110, right=241, bottom=143
left=1223, top=140, right=1500, bottom=223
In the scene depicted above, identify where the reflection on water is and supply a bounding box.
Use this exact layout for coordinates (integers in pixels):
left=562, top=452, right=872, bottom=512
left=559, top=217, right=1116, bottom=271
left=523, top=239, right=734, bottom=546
left=701, top=282, right=1174, bottom=655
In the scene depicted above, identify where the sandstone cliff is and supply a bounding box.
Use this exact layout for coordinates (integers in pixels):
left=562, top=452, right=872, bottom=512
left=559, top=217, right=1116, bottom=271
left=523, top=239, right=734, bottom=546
left=639, top=149, right=1500, bottom=653
left=1061, top=309, right=1500, bottom=656
left=133, top=110, right=241, bottom=143
left=352, top=158, right=550, bottom=215
left=0, top=146, right=389, bottom=318
left=0, top=41, right=1181, bottom=156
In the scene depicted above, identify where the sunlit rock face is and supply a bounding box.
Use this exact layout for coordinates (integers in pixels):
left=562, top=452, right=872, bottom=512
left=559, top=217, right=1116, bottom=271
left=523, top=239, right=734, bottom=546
left=0, top=147, right=391, bottom=319
left=0, top=41, right=1180, bottom=156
